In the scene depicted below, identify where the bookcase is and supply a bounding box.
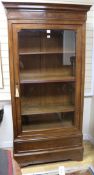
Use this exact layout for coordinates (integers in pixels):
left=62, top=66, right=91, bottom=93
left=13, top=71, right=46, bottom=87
left=3, top=2, right=91, bottom=166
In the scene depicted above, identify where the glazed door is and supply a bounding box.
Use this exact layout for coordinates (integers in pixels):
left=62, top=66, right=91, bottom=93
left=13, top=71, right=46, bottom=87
left=12, top=24, right=82, bottom=137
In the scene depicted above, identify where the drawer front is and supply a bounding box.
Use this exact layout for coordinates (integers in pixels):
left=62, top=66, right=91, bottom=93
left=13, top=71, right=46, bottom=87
left=14, top=135, right=82, bottom=153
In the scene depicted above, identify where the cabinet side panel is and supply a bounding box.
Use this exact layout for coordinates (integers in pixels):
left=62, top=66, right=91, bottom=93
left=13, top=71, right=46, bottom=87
left=8, top=21, right=17, bottom=138
left=80, top=23, right=86, bottom=131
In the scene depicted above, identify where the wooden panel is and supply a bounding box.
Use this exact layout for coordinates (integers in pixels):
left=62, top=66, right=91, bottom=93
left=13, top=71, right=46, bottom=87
left=20, top=127, right=80, bottom=138
left=2, top=2, right=91, bottom=22
left=7, top=12, right=86, bottom=24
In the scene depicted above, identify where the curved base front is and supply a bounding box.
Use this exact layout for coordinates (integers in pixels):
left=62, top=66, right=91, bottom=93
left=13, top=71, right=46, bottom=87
left=14, top=146, right=83, bottom=167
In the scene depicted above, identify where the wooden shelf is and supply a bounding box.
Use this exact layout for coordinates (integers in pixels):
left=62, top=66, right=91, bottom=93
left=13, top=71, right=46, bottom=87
left=21, top=103, right=75, bottom=115
left=19, top=49, right=75, bottom=55
left=20, top=69, right=75, bottom=84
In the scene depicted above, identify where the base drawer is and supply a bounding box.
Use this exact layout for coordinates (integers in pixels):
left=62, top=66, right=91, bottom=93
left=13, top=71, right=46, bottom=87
left=14, top=134, right=82, bottom=153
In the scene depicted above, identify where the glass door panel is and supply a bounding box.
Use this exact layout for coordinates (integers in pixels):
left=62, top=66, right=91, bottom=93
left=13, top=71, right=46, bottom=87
left=18, top=29, right=76, bottom=131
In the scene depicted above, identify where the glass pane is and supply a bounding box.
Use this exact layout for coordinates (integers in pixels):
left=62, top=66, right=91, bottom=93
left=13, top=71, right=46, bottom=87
left=22, top=112, right=74, bottom=131
left=18, top=29, right=76, bottom=84
left=18, top=29, right=76, bottom=131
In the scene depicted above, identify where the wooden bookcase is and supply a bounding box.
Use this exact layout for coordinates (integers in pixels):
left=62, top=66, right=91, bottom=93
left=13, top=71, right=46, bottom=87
left=3, top=2, right=91, bottom=166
